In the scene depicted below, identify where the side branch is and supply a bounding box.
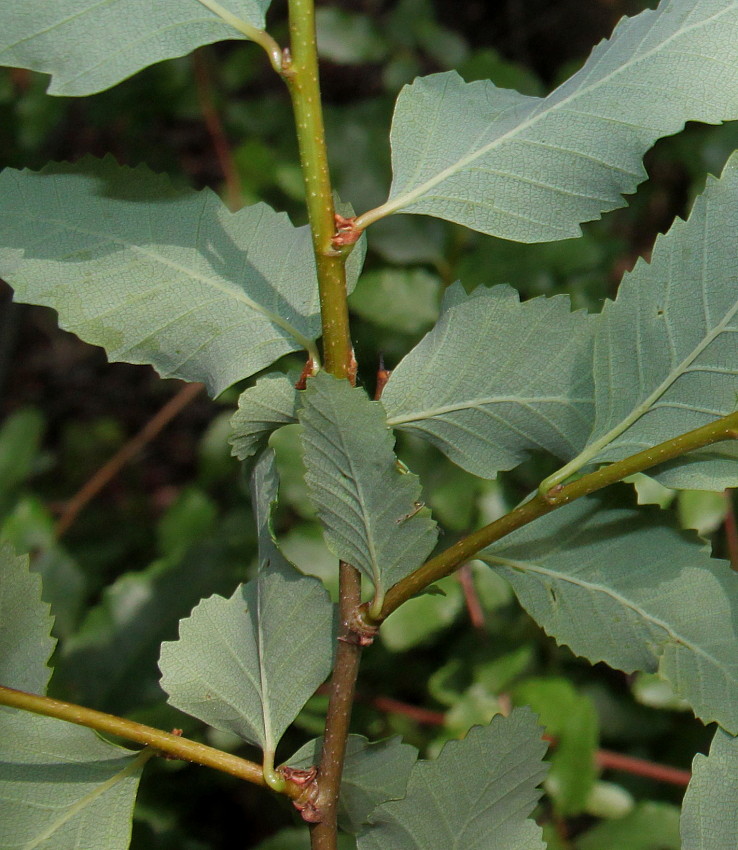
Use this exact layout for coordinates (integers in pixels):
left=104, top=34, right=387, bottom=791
left=369, top=411, right=738, bottom=623
left=0, top=685, right=304, bottom=799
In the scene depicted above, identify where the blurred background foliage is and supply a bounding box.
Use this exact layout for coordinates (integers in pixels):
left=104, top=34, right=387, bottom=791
left=0, top=0, right=736, bottom=847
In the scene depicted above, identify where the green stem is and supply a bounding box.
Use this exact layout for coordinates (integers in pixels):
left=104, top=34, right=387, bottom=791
left=193, top=0, right=284, bottom=74
left=368, top=410, right=738, bottom=624
left=284, top=0, right=352, bottom=379
left=0, top=685, right=304, bottom=799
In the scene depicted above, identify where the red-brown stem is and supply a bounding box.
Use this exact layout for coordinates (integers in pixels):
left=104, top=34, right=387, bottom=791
left=595, top=747, right=691, bottom=787
left=309, top=562, right=363, bottom=847
left=193, top=49, right=243, bottom=211
left=724, top=489, right=738, bottom=570
left=55, top=381, right=204, bottom=538
left=458, top=562, right=486, bottom=631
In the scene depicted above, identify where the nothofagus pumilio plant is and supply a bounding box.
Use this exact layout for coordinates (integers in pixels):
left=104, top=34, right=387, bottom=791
left=4, top=0, right=738, bottom=848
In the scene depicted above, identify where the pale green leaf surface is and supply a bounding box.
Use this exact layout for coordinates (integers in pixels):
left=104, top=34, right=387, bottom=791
left=579, top=802, right=680, bottom=850
left=382, top=284, right=595, bottom=479
left=0, top=543, right=55, bottom=694
left=380, top=0, right=738, bottom=240
left=681, top=728, right=738, bottom=849
left=0, top=710, right=144, bottom=850
left=480, top=495, right=738, bottom=733
left=357, top=708, right=547, bottom=850
left=230, top=372, right=300, bottom=462
left=159, top=452, right=334, bottom=753
left=0, top=158, right=365, bottom=396
left=0, top=0, right=271, bottom=96
left=568, top=153, right=738, bottom=488
left=299, top=373, right=438, bottom=598
left=287, top=735, right=417, bottom=834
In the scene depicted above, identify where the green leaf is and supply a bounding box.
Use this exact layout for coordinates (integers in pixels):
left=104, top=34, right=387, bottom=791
left=230, top=372, right=300, bottom=462
left=578, top=801, right=680, bottom=850
left=357, top=708, right=547, bottom=850
left=0, top=407, right=45, bottom=511
left=0, top=710, right=146, bottom=850
left=0, top=158, right=362, bottom=396
left=0, top=0, right=271, bottom=96
left=0, top=542, right=55, bottom=693
left=512, top=678, right=598, bottom=816
left=681, top=728, right=738, bottom=849
left=480, top=494, right=738, bottom=733
left=299, top=373, right=438, bottom=606
left=348, top=268, right=441, bottom=334
left=286, top=735, right=417, bottom=834
left=558, top=152, right=738, bottom=489
left=383, top=284, right=595, bottom=479
left=254, top=828, right=356, bottom=850
left=377, top=1, right=738, bottom=240
left=159, top=452, right=334, bottom=757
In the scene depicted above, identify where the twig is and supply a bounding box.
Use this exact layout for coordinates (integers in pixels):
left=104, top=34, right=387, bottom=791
left=458, top=562, right=486, bottom=632
left=0, top=685, right=304, bottom=797
left=594, top=746, right=691, bottom=787
left=193, top=49, right=243, bottom=212
left=54, top=381, right=204, bottom=538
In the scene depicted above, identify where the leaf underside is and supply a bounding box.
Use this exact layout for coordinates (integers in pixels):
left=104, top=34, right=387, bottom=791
left=681, top=727, right=738, bottom=849
left=0, top=158, right=363, bottom=396
left=481, top=494, right=738, bottom=734
left=159, top=451, right=334, bottom=753
left=0, top=0, right=271, bottom=96
left=382, top=283, right=595, bottom=479
left=358, top=708, right=548, bottom=850
left=573, top=151, right=738, bottom=489
left=384, top=0, right=738, bottom=240
left=300, top=372, right=438, bottom=596
left=230, top=372, right=300, bottom=462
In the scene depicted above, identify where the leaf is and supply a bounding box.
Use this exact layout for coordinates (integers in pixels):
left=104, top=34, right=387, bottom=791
left=299, top=373, right=438, bottom=604
left=254, top=828, right=356, bottom=850
left=512, top=678, right=598, bottom=816
left=579, top=802, right=680, bottom=850
left=357, top=708, right=547, bottom=850
left=230, top=372, right=300, bottom=462
left=0, top=542, right=55, bottom=694
left=382, top=284, right=595, bottom=479
left=348, top=268, right=441, bottom=334
left=0, top=710, right=146, bottom=850
left=376, top=1, right=738, bottom=241
left=554, top=151, right=738, bottom=489
left=379, top=574, right=463, bottom=652
left=287, top=735, right=417, bottom=834
left=479, top=493, right=738, bottom=734
left=159, top=452, right=334, bottom=756
left=0, top=0, right=271, bottom=96
left=681, top=728, right=738, bottom=849
left=0, top=158, right=363, bottom=396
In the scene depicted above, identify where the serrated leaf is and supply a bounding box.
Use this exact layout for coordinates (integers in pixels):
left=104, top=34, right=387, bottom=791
left=0, top=0, right=271, bottom=96
left=299, top=373, right=438, bottom=603
left=480, top=494, right=738, bottom=733
left=0, top=542, right=55, bottom=694
left=287, top=735, right=417, bottom=834
left=376, top=1, right=738, bottom=241
left=555, top=151, right=738, bottom=490
left=382, top=284, right=594, bottom=479
left=357, top=708, right=547, bottom=850
left=0, top=710, right=146, bottom=850
left=159, top=452, right=334, bottom=756
left=579, top=801, right=680, bottom=850
left=230, top=372, right=300, bottom=462
left=681, top=728, right=738, bottom=849
left=0, top=158, right=363, bottom=396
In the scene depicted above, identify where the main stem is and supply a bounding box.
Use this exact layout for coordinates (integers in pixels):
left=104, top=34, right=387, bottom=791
left=283, top=3, right=361, bottom=848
